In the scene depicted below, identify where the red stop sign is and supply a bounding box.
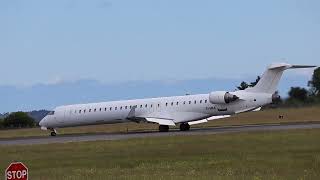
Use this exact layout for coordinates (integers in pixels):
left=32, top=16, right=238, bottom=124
left=5, top=162, right=28, bottom=180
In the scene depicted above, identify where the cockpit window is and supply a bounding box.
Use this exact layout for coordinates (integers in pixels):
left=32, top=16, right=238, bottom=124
left=48, top=111, right=55, bottom=115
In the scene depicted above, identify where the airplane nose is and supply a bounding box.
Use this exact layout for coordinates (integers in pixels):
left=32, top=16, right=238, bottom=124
left=39, top=117, right=46, bottom=127
left=39, top=120, right=43, bottom=127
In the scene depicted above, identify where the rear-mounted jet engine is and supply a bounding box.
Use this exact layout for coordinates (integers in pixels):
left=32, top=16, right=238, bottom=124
left=209, top=91, right=239, bottom=104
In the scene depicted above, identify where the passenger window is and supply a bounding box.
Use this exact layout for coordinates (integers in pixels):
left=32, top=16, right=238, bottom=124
left=183, top=101, right=186, bottom=105
left=120, top=107, right=123, bottom=110
left=189, top=101, right=191, bottom=104
left=110, top=107, right=112, bottom=111
left=200, top=100, right=202, bottom=103
left=100, top=108, right=102, bottom=111
left=125, top=106, right=127, bottom=109
left=194, top=100, right=196, bottom=104
left=84, top=109, right=86, bottom=113
left=151, top=104, right=153, bottom=108
left=166, top=103, right=168, bottom=106
left=130, top=105, right=132, bottom=109
left=79, top=110, right=82, bottom=113
left=158, top=104, right=160, bottom=107
left=115, top=107, right=117, bottom=110
left=105, top=108, right=107, bottom=111
left=171, top=102, right=173, bottom=106
left=176, top=102, right=179, bottom=105
left=140, top=105, right=143, bottom=108
left=205, top=100, right=208, bottom=103
left=145, top=104, right=147, bottom=108
left=89, top=109, right=91, bottom=112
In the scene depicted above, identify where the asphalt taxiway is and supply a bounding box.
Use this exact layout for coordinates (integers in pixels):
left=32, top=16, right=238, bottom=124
left=1, top=123, right=320, bottom=146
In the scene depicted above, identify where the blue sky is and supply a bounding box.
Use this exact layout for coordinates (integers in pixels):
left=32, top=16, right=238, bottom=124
left=0, top=0, right=319, bottom=112
left=1, top=0, right=319, bottom=86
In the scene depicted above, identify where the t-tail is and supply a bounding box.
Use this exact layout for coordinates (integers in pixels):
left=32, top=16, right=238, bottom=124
left=245, top=63, right=316, bottom=94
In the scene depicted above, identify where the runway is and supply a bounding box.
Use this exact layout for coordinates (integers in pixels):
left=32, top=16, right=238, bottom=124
left=1, top=123, right=320, bottom=146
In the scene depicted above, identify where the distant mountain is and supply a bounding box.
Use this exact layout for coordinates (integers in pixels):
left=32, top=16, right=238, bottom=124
left=28, top=110, right=50, bottom=123
left=0, top=113, right=3, bottom=119
left=0, top=75, right=311, bottom=112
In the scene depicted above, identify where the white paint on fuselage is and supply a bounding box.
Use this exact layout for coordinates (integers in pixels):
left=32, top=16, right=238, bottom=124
left=39, top=91, right=272, bottom=129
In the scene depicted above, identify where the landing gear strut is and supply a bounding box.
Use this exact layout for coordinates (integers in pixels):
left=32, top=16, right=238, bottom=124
left=51, top=131, right=57, bottom=136
left=180, top=123, right=190, bottom=131
left=159, top=125, right=169, bottom=132
left=50, top=129, right=57, bottom=136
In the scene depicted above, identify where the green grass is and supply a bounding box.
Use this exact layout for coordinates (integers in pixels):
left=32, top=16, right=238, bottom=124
left=0, top=106, right=320, bottom=139
left=1, top=129, right=320, bottom=180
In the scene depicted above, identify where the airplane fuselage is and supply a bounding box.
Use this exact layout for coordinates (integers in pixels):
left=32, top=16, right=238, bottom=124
left=40, top=91, right=272, bottom=129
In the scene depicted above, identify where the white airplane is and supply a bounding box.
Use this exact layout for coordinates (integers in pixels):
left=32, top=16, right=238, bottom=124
left=39, top=63, right=316, bottom=136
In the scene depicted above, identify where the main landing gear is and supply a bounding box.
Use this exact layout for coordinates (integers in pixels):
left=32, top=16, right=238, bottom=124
left=159, top=125, right=169, bottom=132
left=158, top=123, right=191, bottom=132
left=179, top=123, right=190, bottom=131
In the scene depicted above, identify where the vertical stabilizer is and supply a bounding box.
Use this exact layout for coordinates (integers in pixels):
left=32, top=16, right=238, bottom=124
left=245, top=63, right=316, bottom=94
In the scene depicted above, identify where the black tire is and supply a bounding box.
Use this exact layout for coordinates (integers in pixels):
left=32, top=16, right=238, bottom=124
left=180, top=123, right=190, bottom=131
left=186, top=123, right=190, bottom=131
left=159, top=125, right=169, bottom=132
left=51, top=131, right=57, bottom=136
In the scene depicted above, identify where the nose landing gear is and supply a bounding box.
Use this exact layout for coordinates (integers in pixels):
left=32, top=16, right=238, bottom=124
left=49, top=129, right=57, bottom=136
left=51, top=131, right=57, bottom=136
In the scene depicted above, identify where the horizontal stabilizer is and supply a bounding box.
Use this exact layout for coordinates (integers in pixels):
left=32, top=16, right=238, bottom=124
left=290, top=65, right=317, bottom=69
left=268, top=63, right=316, bottom=70
left=145, top=118, right=176, bottom=126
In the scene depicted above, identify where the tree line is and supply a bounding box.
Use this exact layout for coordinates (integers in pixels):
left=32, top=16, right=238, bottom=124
left=0, top=112, right=36, bottom=129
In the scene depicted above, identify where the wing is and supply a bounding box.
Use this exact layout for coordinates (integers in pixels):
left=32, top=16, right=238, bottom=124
left=145, top=117, right=175, bottom=126
left=207, top=115, right=231, bottom=120
left=188, top=119, right=208, bottom=125
left=127, top=106, right=176, bottom=126
left=188, top=115, right=231, bottom=125
left=235, top=106, right=261, bottom=114
left=141, top=111, right=212, bottom=126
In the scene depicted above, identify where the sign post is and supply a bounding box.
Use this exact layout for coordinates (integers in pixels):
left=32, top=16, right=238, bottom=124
left=5, top=162, right=28, bottom=180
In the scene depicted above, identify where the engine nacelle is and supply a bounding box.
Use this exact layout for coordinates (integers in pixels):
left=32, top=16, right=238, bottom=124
left=209, top=91, right=239, bottom=104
